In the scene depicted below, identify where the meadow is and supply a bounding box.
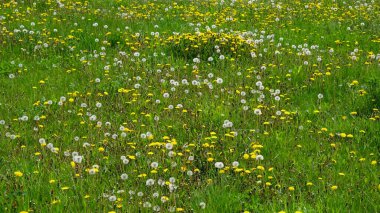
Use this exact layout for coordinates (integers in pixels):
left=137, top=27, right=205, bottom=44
left=0, top=0, right=379, bottom=212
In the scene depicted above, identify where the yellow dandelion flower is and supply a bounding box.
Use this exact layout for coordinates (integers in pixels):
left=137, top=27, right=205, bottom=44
left=257, top=166, right=265, bottom=171
left=14, top=171, right=23, bottom=177
left=331, top=185, right=338, bottom=190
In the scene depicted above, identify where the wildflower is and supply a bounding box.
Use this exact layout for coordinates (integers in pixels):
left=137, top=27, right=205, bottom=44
left=232, top=161, right=239, bottom=167
left=254, top=109, right=262, bottom=115
left=151, top=162, right=159, bottom=169
left=331, top=185, right=338, bottom=190
left=199, top=202, right=206, bottom=209
left=108, top=196, right=117, bottom=202
left=214, top=162, right=224, bottom=169
left=121, top=173, right=128, bottom=180
left=146, top=178, right=155, bottom=186
left=256, top=155, right=264, bottom=161
left=14, top=171, right=23, bottom=177
left=187, top=171, right=193, bottom=176
left=73, top=155, right=83, bottom=163
left=88, top=169, right=96, bottom=175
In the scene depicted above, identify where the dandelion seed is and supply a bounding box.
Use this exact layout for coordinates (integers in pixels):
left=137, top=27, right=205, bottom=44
left=108, top=196, right=116, bottom=202
left=214, top=162, right=224, bottom=169
left=121, top=173, right=129, bottom=180
left=143, top=202, right=152, bottom=208
left=88, top=169, right=96, bottom=175
left=256, top=155, right=264, bottom=161
left=232, top=161, right=239, bottom=167
left=169, top=177, right=176, bottom=183
left=165, top=143, right=173, bottom=150
left=199, top=202, right=206, bottom=209
left=73, top=155, right=83, bottom=163
left=146, top=178, right=155, bottom=186
left=254, top=109, right=262, bottom=115
left=151, top=162, right=159, bottom=169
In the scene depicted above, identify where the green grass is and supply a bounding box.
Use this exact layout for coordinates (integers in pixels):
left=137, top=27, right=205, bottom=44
left=0, top=0, right=379, bottom=212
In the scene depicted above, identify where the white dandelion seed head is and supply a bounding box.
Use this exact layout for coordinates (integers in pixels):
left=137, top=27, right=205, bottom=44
left=214, top=162, right=224, bottom=169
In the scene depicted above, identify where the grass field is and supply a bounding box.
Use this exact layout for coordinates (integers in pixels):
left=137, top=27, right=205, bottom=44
left=0, top=0, right=379, bottom=212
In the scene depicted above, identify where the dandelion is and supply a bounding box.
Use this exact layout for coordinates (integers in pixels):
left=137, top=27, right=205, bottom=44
left=14, top=171, right=23, bottom=177
left=123, top=159, right=129, bottom=165
left=214, top=162, right=224, bottom=169
left=146, top=178, right=155, bottom=186
left=121, top=173, right=129, bottom=180
left=187, top=171, right=193, bottom=176
left=199, top=202, right=206, bottom=209
left=88, top=169, right=96, bottom=175
left=165, top=143, right=173, bottom=150
left=151, top=162, right=159, bottom=169
left=108, top=196, right=117, bottom=202
left=256, top=155, right=264, bottom=161
left=169, top=177, right=176, bottom=183
left=161, top=196, right=169, bottom=203
left=254, top=109, right=262, bottom=115
left=143, top=202, right=152, bottom=208
left=73, top=155, right=83, bottom=163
